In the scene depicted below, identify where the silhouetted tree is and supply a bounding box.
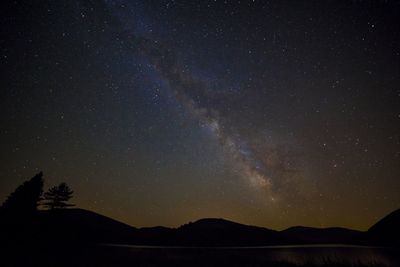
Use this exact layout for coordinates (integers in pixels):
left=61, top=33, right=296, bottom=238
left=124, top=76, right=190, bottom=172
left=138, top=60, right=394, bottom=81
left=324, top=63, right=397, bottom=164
left=0, top=172, right=44, bottom=214
left=42, top=183, right=75, bottom=210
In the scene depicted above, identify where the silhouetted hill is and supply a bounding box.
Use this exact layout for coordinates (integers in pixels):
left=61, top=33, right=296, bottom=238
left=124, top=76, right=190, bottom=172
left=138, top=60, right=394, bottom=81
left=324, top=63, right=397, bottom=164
left=179, top=218, right=254, bottom=230
left=37, top=209, right=138, bottom=243
left=367, top=208, right=400, bottom=246
left=2, top=208, right=399, bottom=247
left=282, top=226, right=362, bottom=244
left=0, top=208, right=138, bottom=245
left=176, top=218, right=283, bottom=246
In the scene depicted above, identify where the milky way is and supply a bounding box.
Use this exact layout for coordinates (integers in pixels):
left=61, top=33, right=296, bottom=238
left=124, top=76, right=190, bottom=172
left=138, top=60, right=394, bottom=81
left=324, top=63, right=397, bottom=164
left=105, top=2, right=298, bottom=203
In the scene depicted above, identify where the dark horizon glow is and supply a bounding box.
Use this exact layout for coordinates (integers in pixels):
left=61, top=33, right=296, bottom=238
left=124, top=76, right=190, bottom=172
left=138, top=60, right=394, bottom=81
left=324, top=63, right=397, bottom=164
left=1, top=0, right=399, bottom=231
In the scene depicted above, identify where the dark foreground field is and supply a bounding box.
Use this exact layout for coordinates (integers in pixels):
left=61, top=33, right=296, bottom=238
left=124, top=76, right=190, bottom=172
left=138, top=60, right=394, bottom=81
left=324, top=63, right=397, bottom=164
left=5, top=244, right=399, bottom=267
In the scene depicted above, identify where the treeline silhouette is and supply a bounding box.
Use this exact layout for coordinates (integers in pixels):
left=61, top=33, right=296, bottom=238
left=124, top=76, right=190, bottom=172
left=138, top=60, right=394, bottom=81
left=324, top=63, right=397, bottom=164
left=0, top=172, right=79, bottom=266
left=0, top=171, right=74, bottom=216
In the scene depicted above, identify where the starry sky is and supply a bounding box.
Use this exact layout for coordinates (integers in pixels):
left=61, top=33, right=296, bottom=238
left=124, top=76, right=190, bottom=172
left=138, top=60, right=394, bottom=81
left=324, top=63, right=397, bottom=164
left=1, top=0, right=399, bottom=230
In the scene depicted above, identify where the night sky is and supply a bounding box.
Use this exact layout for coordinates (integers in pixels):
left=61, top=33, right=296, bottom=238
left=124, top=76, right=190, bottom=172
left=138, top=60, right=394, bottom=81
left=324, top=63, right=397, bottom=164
left=1, top=0, right=399, bottom=230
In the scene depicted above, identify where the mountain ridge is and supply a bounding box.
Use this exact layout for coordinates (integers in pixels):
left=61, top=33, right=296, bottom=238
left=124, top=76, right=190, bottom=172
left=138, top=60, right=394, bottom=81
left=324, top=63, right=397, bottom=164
left=366, top=208, right=400, bottom=246
left=1, top=208, right=399, bottom=247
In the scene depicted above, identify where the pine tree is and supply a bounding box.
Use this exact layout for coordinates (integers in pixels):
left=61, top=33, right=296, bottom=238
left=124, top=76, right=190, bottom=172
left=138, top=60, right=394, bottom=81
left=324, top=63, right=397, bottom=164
left=1, top=172, right=44, bottom=214
left=43, top=183, right=75, bottom=210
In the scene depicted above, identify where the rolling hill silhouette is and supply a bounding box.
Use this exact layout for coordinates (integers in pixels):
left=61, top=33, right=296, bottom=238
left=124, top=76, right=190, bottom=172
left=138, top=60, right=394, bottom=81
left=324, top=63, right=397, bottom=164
left=282, top=226, right=362, bottom=244
left=367, top=208, right=400, bottom=246
left=176, top=218, right=283, bottom=246
left=1, top=208, right=399, bottom=247
left=0, top=209, right=138, bottom=245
